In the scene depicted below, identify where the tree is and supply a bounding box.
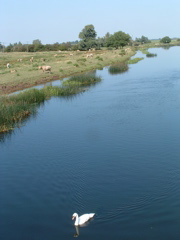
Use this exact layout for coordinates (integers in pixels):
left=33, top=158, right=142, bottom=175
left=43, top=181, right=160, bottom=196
left=0, top=42, right=4, bottom=51
left=79, top=24, right=97, bottom=41
left=78, top=24, right=97, bottom=50
left=32, top=39, right=42, bottom=45
left=135, top=35, right=151, bottom=44
left=106, top=31, right=131, bottom=48
left=160, top=36, right=171, bottom=44
left=32, top=39, right=42, bottom=51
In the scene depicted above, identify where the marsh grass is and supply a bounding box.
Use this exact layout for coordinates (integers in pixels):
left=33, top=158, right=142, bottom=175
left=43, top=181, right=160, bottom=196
left=128, top=57, right=144, bottom=64
left=0, top=96, right=37, bottom=133
left=141, top=49, right=149, bottom=54
left=146, top=53, right=157, bottom=57
left=0, top=74, right=101, bottom=132
left=108, top=63, right=129, bottom=74
left=62, top=75, right=102, bottom=87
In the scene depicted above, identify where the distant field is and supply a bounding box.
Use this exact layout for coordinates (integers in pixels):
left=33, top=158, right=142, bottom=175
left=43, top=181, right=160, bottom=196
left=0, top=49, right=136, bottom=95
left=1, top=38, right=179, bottom=95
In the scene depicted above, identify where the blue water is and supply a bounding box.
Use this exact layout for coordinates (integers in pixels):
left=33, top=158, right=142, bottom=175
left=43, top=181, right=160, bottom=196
left=1, top=47, right=180, bottom=240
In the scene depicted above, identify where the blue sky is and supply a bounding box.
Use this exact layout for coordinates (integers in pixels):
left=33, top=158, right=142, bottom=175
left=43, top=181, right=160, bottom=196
left=1, top=0, right=180, bottom=45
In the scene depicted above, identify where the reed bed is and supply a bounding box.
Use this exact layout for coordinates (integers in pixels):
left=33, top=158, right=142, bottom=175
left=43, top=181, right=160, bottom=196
left=146, top=53, right=157, bottom=57
left=0, top=75, right=102, bottom=133
left=62, top=74, right=102, bottom=87
left=108, top=63, right=129, bottom=75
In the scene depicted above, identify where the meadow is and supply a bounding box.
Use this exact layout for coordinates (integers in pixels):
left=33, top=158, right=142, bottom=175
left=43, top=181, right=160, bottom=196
left=0, top=48, right=136, bottom=95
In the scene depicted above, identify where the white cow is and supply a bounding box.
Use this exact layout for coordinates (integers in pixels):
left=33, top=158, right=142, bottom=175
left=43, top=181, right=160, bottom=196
left=38, top=65, right=51, bottom=72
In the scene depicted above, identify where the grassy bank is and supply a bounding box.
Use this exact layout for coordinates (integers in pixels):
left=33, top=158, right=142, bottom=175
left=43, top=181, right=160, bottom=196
left=0, top=75, right=101, bottom=133
left=0, top=48, right=136, bottom=95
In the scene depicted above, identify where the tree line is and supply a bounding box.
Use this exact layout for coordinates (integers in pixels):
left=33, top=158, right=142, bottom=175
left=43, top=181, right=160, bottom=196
left=0, top=24, right=174, bottom=52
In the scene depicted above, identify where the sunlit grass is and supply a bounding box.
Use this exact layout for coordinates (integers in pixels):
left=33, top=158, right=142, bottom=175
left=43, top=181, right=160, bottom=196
left=128, top=57, right=144, bottom=64
left=0, top=49, right=135, bottom=94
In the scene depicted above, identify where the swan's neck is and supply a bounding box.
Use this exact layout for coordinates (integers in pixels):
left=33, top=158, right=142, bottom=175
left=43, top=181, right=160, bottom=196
left=75, top=214, right=79, bottom=226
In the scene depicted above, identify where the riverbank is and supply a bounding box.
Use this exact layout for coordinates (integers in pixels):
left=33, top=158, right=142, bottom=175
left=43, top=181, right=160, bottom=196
left=0, top=48, right=136, bottom=95
left=0, top=75, right=102, bottom=133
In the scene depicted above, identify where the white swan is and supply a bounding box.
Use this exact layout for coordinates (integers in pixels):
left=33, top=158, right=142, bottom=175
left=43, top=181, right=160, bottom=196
left=72, top=212, right=95, bottom=226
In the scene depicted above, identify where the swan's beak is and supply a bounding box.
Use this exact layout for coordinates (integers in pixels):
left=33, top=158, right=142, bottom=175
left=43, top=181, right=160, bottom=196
left=72, top=216, right=75, bottom=220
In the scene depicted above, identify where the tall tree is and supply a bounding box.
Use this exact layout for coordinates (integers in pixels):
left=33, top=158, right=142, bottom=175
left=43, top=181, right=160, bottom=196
left=32, top=39, right=42, bottom=45
left=160, top=36, right=171, bottom=43
left=135, top=35, right=151, bottom=44
left=32, top=39, right=42, bottom=51
left=79, top=24, right=97, bottom=41
left=78, top=24, right=97, bottom=50
left=106, top=31, right=131, bottom=48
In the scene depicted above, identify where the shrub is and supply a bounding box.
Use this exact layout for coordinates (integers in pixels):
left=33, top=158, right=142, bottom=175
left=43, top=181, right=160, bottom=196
left=77, top=58, right=87, bottom=62
left=73, top=63, right=79, bottom=67
left=95, top=56, right=103, bottom=61
left=119, top=49, right=125, bottom=56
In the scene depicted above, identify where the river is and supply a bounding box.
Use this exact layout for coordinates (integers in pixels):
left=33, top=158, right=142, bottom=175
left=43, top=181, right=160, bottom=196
left=1, top=47, right=180, bottom=240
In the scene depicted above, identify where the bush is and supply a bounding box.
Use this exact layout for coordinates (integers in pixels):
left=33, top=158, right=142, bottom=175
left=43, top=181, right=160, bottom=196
left=95, top=56, right=103, bottom=61
left=73, top=63, right=79, bottom=67
left=77, top=58, right=87, bottom=62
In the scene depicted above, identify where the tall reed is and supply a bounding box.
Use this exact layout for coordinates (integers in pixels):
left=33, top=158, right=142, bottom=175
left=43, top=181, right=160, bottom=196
left=108, top=63, right=129, bottom=75
left=0, top=75, right=102, bottom=133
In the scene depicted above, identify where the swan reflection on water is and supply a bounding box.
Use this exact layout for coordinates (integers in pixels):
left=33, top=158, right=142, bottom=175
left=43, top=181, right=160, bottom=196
left=73, top=220, right=94, bottom=237
left=74, top=225, right=79, bottom=237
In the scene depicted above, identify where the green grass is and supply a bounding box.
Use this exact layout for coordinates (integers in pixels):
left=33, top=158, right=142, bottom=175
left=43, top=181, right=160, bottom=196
left=128, top=57, right=144, bottom=64
left=62, top=74, right=102, bottom=87
left=140, top=49, right=149, bottom=54
left=0, top=74, right=102, bottom=133
left=0, top=49, right=136, bottom=95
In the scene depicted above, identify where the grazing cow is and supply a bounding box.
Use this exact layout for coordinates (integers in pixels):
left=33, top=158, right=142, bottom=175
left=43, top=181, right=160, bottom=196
left=17, top=59, right=22, bottom=62
left=7, top=63, right=10, bottom=68
left=38, top=65, right=51, bottom=72
left=69, top=53, right=73, bottom=56
left=10, top=69, right=17, bottom=73
left=86, top=53, right=93, bottom=58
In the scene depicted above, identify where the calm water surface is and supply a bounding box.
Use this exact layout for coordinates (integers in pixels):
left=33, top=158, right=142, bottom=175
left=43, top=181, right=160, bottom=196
left=1, top=47, right=180, bottom=240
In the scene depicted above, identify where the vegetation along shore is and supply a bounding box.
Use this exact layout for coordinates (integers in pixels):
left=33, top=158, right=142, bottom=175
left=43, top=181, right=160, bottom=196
left=0, top=23, right=180, bottom=133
